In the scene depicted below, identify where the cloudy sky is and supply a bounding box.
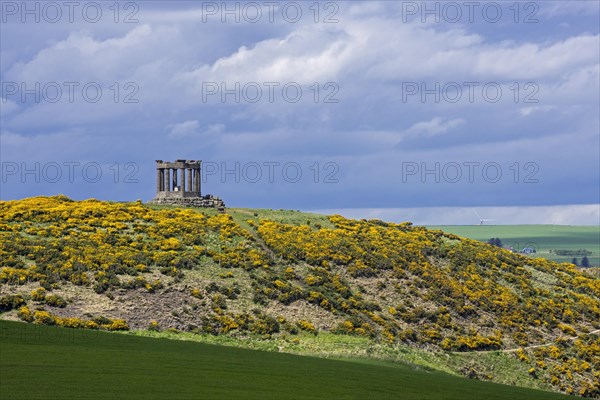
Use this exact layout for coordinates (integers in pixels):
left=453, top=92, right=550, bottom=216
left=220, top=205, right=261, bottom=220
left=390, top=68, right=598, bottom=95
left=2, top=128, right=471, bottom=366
left=1, top=1, right=599, bottom=224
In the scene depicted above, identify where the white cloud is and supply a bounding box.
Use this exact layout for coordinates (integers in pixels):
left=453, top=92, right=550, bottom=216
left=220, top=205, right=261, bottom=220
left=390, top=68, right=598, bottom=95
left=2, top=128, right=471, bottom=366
left=167, top=121, right=225, bottom=139
left=7, top=6, right=598, bottom=117
left=173, top=13, right=599, bottom=105
left=182, top=26, right=355, bottom=87
left=519, top=106, right=557, bottom=116
left=167, top=120, right=200, bottom=138
left=401, top=117, right=465, bottom=138
left=7, top=25, right=156, bottom=83
left=471, top=35, right=599, bottom=80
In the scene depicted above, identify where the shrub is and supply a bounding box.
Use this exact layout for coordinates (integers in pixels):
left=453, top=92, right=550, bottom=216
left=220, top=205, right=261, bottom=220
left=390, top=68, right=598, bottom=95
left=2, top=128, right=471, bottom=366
left=31, top=287, right=46, bottom=301
left=92, top=316, right=112, bottom=325
left=211, top=294, right=227, bottom=310
left=93, top=280, right=110, bottom=294
left=86, top=321, right=99, bottom=329
left=107, top=319, right=129, bottom=331
left=252, top=291, right=268, bottom=305
left=558, top=323, right=577, bottom=336
left=160, top=266, right=183, bottom=278
left=398, top=328, right=418, bottom=342
left=284, top=267, right=296, bottom=279
left=148, top=320, right=160, bottom=331
left=206, top=282, right=220, bottom=293
left=528, top=368, right=537, bottom=378
left=57, top=317, right=86, bottom=328
left=249, top=314, right=279, bottom=335
left=45, top=294, right=67, bottom=308
left=297, top=319, right=317, bottom=335
left=145, top=280, right=163, bottom=293
left=17, top=305, right=33, bottom=322
left=515, top=348, right=530, bottom=363
left=333, top=320, right=355, bottom=335
left=33, top=310, right=55, bottom=325
left=0, top=295, right=26, bottom=312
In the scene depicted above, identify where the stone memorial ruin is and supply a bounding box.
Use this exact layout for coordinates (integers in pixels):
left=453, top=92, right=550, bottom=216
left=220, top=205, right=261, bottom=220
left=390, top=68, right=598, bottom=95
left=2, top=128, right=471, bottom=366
left=149, top=160, right=225, bottom=211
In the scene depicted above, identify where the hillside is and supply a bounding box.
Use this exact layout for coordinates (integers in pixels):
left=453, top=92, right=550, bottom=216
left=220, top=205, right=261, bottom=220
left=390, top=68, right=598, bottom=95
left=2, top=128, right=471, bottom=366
left=1, top=196, right=599, bottom=397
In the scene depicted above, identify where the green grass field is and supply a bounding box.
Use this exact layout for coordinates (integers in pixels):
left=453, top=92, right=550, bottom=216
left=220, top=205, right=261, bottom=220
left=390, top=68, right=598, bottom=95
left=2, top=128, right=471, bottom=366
left=0, top=320, right=572, bottom=400
left=426, top=225, right=600, bottom=267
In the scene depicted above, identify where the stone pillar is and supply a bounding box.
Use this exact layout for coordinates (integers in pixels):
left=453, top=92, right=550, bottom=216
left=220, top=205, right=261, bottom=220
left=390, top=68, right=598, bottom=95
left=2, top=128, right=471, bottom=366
left=195, top=166, right=201, bottom=195
left=187, top=168, right=192, bottom=193
left=180, top=168, right=185, bottom=192
left=159, top=169, right=165, bottom=191
left=172, top=168, right=177, bottom=191
left=165, top=168, right=171, bottom=192
left=156, top=168, right=161, bottom=193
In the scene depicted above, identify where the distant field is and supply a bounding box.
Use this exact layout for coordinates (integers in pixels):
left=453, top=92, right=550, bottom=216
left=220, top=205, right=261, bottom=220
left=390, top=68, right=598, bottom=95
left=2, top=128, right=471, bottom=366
left=0, top=320, right=570, bottom=400
left=427, top=225, right=600, bottom=267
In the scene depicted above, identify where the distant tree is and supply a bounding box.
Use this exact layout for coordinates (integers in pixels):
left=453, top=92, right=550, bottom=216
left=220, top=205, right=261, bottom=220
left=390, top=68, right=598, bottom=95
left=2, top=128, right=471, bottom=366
left=572, top=257, right=579, bottom=266
left=487, top=238, right=503, bottom=247
left=581, top=256, right=590, bottom=268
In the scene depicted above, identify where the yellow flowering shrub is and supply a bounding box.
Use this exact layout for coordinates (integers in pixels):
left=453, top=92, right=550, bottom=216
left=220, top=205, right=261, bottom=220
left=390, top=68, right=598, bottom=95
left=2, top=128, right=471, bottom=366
left=17, top=305, right=33, bottom=322
left=107, top=319, right=129, bottom=331
left=33, top=310, right=55, bottom=325
left=0, top=294, right=26, bottom=312
left=31, top=287, right=46, bottom=301
left=558, top=323, right=577, bottom=336
left=297, top=319, right=317, bottom=334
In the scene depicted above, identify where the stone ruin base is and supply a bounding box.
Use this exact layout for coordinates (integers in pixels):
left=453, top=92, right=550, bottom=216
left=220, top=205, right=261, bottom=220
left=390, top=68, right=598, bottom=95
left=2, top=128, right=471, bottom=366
left=148, top=194, right=226, bottom=212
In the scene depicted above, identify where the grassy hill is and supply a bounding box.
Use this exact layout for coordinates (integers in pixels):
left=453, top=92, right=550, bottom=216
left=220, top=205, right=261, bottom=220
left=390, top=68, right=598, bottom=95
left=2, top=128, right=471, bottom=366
left=1, top=196, right=599, bottom=397
left=426, top=225, right=600, bottom=267
left=0, top=320, right=572, bottom=400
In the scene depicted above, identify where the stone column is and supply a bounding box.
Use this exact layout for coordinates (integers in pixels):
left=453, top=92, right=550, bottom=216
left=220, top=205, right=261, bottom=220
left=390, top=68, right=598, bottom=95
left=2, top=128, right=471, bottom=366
left=180, top=168, right=185, bottom=192
left=195, top=167, right=201, bottom=195
left=172, top=168, right=177, bottom=191
left=187, top=168, right=192, bottom=193
left=159, top=169, right=165, bottom=191
left=156, top=168, right=161, bottom=193
left=165, top=168, right=171, bottom=192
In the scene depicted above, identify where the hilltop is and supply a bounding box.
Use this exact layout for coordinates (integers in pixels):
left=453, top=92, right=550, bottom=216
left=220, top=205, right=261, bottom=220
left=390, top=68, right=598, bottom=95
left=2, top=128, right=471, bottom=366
left=1, top=196, right=599, bottom=397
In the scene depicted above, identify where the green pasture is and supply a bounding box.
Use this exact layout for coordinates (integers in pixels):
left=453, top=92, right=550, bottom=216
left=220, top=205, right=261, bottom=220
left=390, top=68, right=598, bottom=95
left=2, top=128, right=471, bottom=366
left=427, top=225, right=600, bottom=267
left=0, top=320, right=572, bottom=400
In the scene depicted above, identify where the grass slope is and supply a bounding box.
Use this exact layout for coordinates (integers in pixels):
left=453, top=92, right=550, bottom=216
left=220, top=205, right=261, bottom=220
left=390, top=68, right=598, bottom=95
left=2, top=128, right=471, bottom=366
left=0, top=320, right=571, bottom=400
left=426, top=225, right=600, bottom=267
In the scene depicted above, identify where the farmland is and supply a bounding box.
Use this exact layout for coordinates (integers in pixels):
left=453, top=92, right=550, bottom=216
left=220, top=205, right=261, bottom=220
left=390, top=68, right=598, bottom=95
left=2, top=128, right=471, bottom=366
left=426, top=225, right=600, bottom=267
left=0, top=320, right=572, bottom=400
